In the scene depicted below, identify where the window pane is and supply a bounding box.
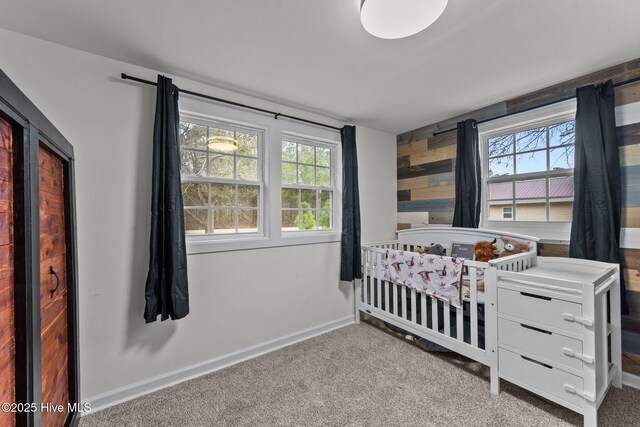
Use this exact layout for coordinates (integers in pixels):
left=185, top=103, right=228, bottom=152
left=282, top=210, right=298, bottom=230
left=550, top=200, right=573, bottom=222
left=515, top=179, right=546, bottom=199
left=301, top=189, right=317, bottom=209
left=282, top=140, right=297, bottom=162
left=237, top=132, right=258, bottom=157
left=282, top=162, right=297, bottom=184
left=488, top=156, right=513, bottom=176
left=180, top=150, right=207, bottom=177
left=298, top=144, right=315, bottom=164
left=236, top=157, right=258, bottom=181
left=549, top=176, right=574, bottom=198
left=211, top=184, right=235, bottom=207
left=549, top=121, right=575, bottom=147
left=488, top=182, right=512, bottom=200
left=515, top=150, right=546, bottom=174
left=316, top=167, right=330, bottom=186
left=515, top=200, right=547, bottom=221
left=488, top=202, right=513, bottom=221
left=185, top=209, right=208, bottom=234
left=182, top=183, right=209, bottom=207
left=316, top=147, right=331, bottom=167
left=488, top=134, right=514, bottom=157
left=299, top=165, right=315, bottom=185
left=282, top=188, right=299, bottom=209
left=549, top=146, right=574, bottom=170
left=318, top=210, right=331, bottom=229
left=238, top=209, right=258, bottom=233
left=179, top=123, right=207, bottom=149
left=209, top=153, right=234, bottom=178
left=238, top=185, right=259, bottom=208
left=319, top=190, right=332, bottom=209
left=212, top=209, right=235, bottom=233
left=516, top=127, right=546, bottom=152
left=298, top=208, right=316, bottom=230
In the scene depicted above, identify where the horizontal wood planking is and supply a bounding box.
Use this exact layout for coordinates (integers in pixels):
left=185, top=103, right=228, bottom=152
left=397, top=139, right=428, bottom=157
left=409, top=144, right=456, bottom=167
left=398, top=198, right=454, bottom=212
left=411, top=185, right=455, bottom=201
left=623, top=208, right=640, bottom=228
left=616, top=80, right=640, bottom=107
left=618, top=122, right=640, bottom=146
left=397, top=190, right=410, bottom=202
left=397, top=176, right=428, bottom=191
left=397, top=158, right=454, bottom=180
left=537, top=242, right=570, bottom=257
left=620, top=144, right=640, bottom=167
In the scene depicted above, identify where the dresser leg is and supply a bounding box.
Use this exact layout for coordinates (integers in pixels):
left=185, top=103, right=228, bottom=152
left=490, top=368, right=500, bottom=394
left=583, top=404, right=597, bottom=427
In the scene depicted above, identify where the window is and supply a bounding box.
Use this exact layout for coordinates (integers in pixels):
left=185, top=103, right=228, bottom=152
left=281, top=136, right=334, bottom=231
left=502, top=206, right=513, bottom=219
left=179, top=119, right=263, bottom=236
left=178, top=97, right=342, bottom=254
left=485, top=118, right=575, bottom=223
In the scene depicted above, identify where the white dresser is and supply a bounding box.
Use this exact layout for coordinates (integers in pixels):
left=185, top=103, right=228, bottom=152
left=491, top=257, right=623, bottom=427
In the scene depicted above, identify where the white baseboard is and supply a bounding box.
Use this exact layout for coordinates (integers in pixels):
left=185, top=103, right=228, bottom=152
left=622, top=372, right=640, bottom=390
left=83, top=315, right=354, bottom=414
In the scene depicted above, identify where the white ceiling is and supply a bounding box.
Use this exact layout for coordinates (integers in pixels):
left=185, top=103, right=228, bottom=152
left=0, top=0, right=639, bottom=134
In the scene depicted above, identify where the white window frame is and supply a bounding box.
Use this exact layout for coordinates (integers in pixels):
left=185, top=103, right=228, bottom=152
left=479, top=98, right=577, bottom=241
left=502, top=206, right=513, bottom=219
left=178, top=96, right=342, bottom=254
left=280, top=132, right=338, bottom=234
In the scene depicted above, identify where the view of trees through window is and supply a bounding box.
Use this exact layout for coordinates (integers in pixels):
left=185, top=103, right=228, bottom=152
left=281, top=139, right=333, bottom=231
left=486, top=119, right=575, bottom=222
left=180, top=120, right=261, bottom=235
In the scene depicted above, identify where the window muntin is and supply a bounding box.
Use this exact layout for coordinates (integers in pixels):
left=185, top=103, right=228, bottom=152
left=179, top=119, right=262, bottom=236
left=486, top=119, right=575, bottom=223
left=281, top=137, right=335, bottom=232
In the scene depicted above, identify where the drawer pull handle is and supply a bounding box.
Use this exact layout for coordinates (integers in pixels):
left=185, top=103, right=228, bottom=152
left=520, top=324, right=552, bottom=335
left=519, top=292, right=551, bottom=301
left=562, top=313, right=594, bottom=327
left=520, top=355, right=552, bottom=369
left=562, top=348, right=594, bottom=364
left=564, top=384, right=595, bottom=402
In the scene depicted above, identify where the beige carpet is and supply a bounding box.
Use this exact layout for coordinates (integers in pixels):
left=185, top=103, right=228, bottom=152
left=80, top=321, right=640, bottom=426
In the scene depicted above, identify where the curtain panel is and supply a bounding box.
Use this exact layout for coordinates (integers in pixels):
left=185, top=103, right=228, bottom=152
left=452, top=119, right=481, bottom=228
left=340, top=125, right=362, bottom=281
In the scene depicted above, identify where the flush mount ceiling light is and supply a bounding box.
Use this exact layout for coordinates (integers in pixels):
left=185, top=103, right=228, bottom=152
left=208, top=136, right=239, bottom=152
left=360, top=0, right=449, bottom=39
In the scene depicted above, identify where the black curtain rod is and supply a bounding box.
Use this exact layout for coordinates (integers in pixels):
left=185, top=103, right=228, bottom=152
left=432, top=75, right=640, bottom=137
left=121, top=73, right=343, bottom=132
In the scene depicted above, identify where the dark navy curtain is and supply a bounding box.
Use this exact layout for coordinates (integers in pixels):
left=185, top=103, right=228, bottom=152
left=452, top=119, right=481, bottom=228
left=144, top=75, right=190, bottom=323
left=340, top=125, right=362, bottom=281
left=570, top=80, right=628, bottom=314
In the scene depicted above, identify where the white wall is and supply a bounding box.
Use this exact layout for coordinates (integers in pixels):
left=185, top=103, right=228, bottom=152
left=0, top=29, right=396, bottom=403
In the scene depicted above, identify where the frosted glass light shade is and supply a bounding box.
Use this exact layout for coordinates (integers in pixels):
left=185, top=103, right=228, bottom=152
left=360, top=0, right=448, bottom=39
left=208, top=136, right=238, bottom=152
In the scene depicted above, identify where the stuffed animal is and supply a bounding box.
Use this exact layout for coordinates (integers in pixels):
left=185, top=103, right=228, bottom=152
left=474, top=239, right=498, bottom=262
left=499, top=236, right=529, bottom=257
left=416, top=243, right=446, bottom=256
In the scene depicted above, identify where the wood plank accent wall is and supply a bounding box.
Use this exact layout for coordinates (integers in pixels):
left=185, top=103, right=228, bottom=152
left=0, top=117, right=15, bottom=426
left=39, top=145, right=68, bottom=427
left=396, top=58, right=640, bottom=374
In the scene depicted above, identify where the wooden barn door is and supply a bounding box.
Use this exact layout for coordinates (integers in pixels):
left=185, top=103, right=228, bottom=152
left=39, top=145, right=68, bottom=427
left=0, top=116, right=16, bottom=426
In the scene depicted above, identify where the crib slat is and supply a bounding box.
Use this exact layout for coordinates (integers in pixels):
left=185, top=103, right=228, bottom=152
left=421, top=293, right=427, bottom=327
left=444, top=302, right=451, bottom=337
left=385, top=276, right=390, bottom=312
left=456, top=306, right=464, bottom=341
left=376, top=253, right=382, bottom=309
left=431, top=297, right=438, bottom=332
left=363, top=250, right=369, bottom=304
left=392, top=283, right=397, bottom=315
left=470, top=267, right=478, bottom=348
left=411, top=289, right=417, bottom=323
left=402, top=286, right=407, bottom=319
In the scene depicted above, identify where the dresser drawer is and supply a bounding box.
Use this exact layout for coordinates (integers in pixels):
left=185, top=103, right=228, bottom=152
left=498, top=318, right=584, bottom=372
left=499, top=348, right=585, bottom=408
left=497, top=287, right=582, bottom=334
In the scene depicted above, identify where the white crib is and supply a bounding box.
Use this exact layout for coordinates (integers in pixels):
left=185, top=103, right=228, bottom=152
left=356, top=227, right=622, bottom=427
